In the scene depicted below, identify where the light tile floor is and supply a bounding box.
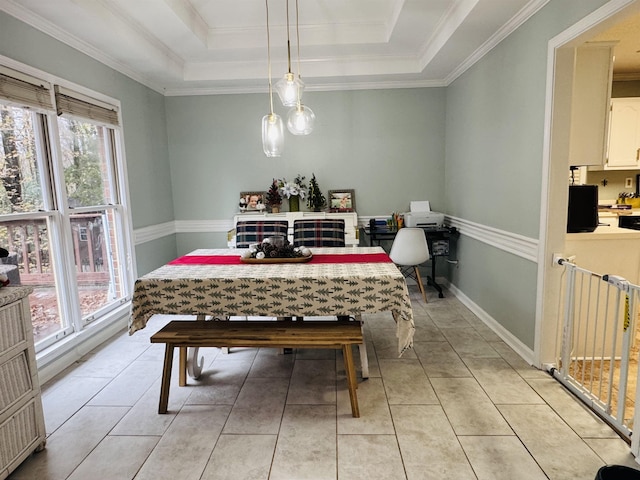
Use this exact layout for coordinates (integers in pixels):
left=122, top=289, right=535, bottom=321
left=8, top=289, right=640, bottom=480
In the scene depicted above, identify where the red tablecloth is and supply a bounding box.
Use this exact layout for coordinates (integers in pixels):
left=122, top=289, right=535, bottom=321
left=168, top=252, right=392, bottom=265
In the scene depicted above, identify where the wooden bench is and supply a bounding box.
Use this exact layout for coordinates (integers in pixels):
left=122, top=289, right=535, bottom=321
left=150, top=320, right=363, bottom=417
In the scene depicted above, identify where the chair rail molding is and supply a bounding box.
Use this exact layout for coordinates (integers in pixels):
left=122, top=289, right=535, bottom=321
left=445, top=215, right=538, bottom=263
left=174, top=219, right=233, bottom=233
left=133, top=216, right=539, bottom=264
left=359, top=214, right=538, bottom=262
left=133, top=220, right=233, bottom=245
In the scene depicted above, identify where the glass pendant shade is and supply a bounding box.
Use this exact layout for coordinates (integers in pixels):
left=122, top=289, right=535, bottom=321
left=262, top=113, right=284, bottom=157
left=275, top=73, right=304, bottom=107
left=287, top=104, right=315, bottom=135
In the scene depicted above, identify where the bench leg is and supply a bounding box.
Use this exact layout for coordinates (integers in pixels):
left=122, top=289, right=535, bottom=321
left=159, top=344, right=175, bottom=414
left=342, top=344, right=360, bottom=418
left=179, top=347, right=187, bottom=386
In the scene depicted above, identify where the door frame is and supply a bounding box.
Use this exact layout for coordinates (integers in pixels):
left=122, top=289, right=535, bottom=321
left=536, top=0, right=640, bottom=367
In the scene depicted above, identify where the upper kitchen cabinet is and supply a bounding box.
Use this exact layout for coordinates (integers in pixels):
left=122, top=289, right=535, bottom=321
left=605, top=97, right=640, bottom=169
left=568, top=42, right=615, bottom=167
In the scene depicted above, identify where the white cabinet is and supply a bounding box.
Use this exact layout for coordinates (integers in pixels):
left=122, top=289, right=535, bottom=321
left=568, top=43, right=615, bottom=167
left=230, top=211, right=359, bottom=247
left=0, top=287, right=45, bottom=480
left=606, top=97, right=640, bottom=169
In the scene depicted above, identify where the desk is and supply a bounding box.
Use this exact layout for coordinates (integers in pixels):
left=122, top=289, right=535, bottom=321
left=360, top=225, right=457, bottom=298
left=130, top=247, right=415, bottom=357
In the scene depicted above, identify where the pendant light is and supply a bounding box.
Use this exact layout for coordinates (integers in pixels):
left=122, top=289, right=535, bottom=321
left=262, top=0, right=284, bottom=157
left=275, top=0, right=304, bottom=107
left=287, top=0, right=315, bottom=135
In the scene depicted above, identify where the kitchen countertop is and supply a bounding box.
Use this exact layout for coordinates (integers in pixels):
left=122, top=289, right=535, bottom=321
left=567, top=224, right=640, bottom=240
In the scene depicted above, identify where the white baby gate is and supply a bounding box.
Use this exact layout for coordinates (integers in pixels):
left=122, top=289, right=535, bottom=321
left=552, top=259, right=640, bottom=454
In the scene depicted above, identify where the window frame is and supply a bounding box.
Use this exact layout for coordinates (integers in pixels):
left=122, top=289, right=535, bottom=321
left=0, top=55, right=137, bottom=352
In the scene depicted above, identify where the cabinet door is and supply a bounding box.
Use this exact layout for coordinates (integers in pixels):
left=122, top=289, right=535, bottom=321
left=568, top=43, right=614, bottom=167
left=607, top=98, right=640, bottom=168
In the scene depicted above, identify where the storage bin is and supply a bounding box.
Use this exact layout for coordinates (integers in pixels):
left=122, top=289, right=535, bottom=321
left=595, top=465, right=640, bottom=480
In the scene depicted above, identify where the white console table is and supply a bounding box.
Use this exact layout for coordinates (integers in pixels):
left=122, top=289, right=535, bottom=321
left=228, top=211, right=359, bottom=247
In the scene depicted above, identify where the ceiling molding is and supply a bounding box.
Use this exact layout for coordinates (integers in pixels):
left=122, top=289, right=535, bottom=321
left=444, top=0, right=551, bottom=85
left=9, top=0, right=625, bottom=96
left=87, top=0, right=185, bottom=76
left=418, top=0, right=479, bottom=71
left=0, top=0, right=167, bottom=94
left=163, top=77, right=447, bottom=97
left=163, top=0, right=208, bottom=47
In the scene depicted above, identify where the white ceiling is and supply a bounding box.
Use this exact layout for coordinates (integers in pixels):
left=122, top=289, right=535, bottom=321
left=1, top=0, right=553, bottom=95
left=1, top=0, right=639, bottom=96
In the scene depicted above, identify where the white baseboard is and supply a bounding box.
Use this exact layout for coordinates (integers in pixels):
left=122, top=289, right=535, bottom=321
left=444, top=280, right=536, bottom=366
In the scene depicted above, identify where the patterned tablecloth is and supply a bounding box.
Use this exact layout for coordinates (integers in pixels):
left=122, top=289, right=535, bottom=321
left=129, top=247, right=415, bottom=355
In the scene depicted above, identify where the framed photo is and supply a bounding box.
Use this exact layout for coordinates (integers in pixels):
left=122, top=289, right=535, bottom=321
left=239, top=191, right=267, bottom=212
left=328, top=189, right=356, bottom=212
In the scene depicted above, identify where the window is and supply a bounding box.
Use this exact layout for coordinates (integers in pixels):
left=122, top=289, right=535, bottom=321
left=0, top=63, right=134, bottom=349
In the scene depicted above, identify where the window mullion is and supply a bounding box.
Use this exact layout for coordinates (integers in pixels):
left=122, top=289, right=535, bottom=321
left=34, top=113, right=57, bottom=210
left=46, top=113, right=84, bottom=334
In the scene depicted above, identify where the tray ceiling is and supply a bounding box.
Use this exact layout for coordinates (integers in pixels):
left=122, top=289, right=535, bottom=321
left=2, top=0, right=637, bottom=95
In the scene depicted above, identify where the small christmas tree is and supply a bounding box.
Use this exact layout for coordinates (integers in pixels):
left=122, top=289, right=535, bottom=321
left=307, top=173, right=326, bottom=212
left=265, top=179, right=282, bottom=212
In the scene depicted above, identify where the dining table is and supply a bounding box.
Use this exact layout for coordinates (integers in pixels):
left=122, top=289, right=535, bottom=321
left=129, top=246, right=415, bottom=379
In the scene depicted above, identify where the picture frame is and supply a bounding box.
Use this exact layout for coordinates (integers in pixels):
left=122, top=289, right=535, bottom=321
left=328, top=189, right=356, bottom=212
left=239, top=191, right=267, bottom=212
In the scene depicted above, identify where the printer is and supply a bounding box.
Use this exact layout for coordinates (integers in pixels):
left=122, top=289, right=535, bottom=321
left=404, top=201, right=445, bottom=229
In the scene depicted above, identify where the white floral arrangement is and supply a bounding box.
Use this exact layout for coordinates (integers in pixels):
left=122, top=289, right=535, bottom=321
left=278, top=174, right=307, bottom=199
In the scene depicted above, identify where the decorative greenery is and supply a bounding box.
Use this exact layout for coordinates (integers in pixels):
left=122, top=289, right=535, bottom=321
left=265, top=179, right=282, bottom=207
left=278, top=174, right=307, bottom=199
left=307, top=173, right=326, bottom=211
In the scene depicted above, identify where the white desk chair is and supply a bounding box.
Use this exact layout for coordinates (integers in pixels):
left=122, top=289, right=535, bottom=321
left=389, top=227, right=430, bottom=302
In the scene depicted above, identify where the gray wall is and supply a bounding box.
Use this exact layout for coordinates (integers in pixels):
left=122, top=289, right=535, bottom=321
left=165, top=88, right=447, bottom=251
left=444, top=0, right=610, bottom=348
left=165, top=89, right=446, bottom=217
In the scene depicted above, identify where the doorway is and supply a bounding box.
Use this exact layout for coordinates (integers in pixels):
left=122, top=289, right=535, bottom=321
left=538, top=0, right=640, bottom=453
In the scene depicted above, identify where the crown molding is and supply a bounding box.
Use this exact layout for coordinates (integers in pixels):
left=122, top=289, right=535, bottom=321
left=418, top=0, right=478, bottom=72
left=444, top=0, right=551, bottom=85
left=163, top=78, right=447, bottom=96
left=0, top=0, right=167, bottom=94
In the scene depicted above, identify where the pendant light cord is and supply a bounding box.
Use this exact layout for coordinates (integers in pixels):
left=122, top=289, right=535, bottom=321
left=266, top=0, right=274, bottom=115
left=295, top=0, right=301, bottom=82
left=294, top=0, right=303, bottom=107
left=286, top=0, right=292, bottom=74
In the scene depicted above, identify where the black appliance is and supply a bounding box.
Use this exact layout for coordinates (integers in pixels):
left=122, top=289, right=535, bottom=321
left=567, top=185, right=598, bottom=233
left=619, top=216, right=640, bottom=231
